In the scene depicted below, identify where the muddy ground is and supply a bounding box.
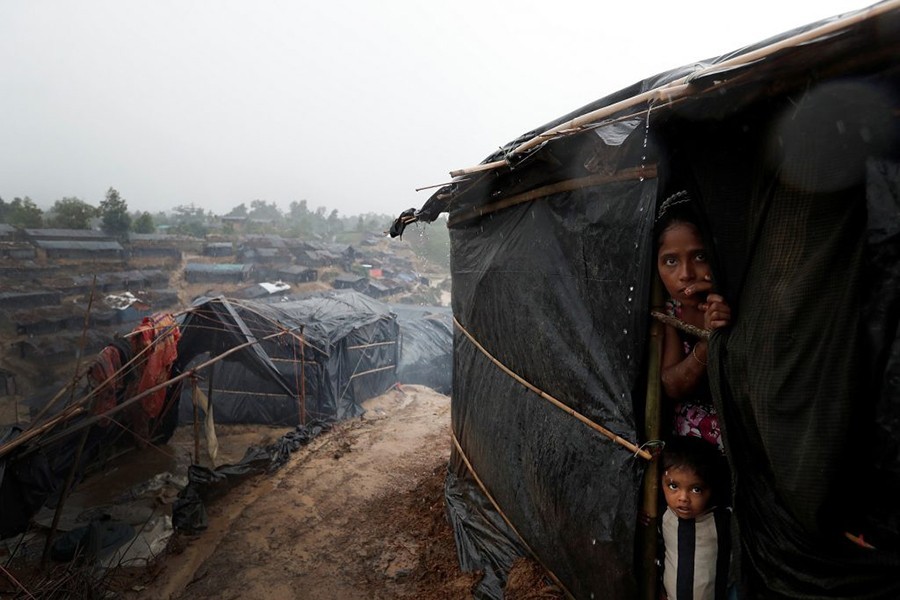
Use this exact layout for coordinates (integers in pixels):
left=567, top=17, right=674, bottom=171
left=1, top=385, right=562, bottom=599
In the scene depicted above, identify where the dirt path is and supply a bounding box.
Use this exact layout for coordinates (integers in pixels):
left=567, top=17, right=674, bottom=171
left=124, top=385, right=560, bottom=599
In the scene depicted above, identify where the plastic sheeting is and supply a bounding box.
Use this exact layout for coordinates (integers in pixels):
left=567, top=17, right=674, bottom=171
left=391, top=304, right=453, bottom=394
left=394, top=4, right=900, bottom=598
left=176, top=291, right=400, bottom=424
left=173, top=419, right=331, bottom=532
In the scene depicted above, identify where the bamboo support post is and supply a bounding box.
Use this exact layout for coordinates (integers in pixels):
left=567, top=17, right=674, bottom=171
left=20, top=329, right=288, bottom=455
left=0, top=405, right=85, bottom=459
left=41, top=389, right=98, bottom=566
left=300, top=326, right=306, bottom=426
left=639, top=278, right=665, bottom=600
left=29, top=276, right=98, bottom=426
left=192, top=375, right=200, bottom=464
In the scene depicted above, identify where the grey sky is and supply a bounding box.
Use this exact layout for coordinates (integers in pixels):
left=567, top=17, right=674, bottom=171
left=0, top=0, right=872, bottom=217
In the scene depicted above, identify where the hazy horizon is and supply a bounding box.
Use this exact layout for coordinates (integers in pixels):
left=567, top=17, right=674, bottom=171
left=0, top=0, right=874, bottom=218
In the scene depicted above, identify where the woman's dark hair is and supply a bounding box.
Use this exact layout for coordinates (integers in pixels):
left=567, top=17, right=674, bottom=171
left=655, top=190, right=702, bottom=245
left=662, top=436, right=728, bottom=503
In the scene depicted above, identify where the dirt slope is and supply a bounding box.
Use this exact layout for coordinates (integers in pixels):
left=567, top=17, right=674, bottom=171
left=129, top=385, right=561, bottom=599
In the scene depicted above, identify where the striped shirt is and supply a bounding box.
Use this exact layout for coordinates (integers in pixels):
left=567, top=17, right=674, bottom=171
left=662, top=506, right=731, bottom=600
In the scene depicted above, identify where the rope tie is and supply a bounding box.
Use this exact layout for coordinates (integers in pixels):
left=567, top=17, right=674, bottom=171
left=453, top=317, right=651, bottom=460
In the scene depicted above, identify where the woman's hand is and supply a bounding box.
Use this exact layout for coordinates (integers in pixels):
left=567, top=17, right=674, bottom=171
left=700, top=293, right=731, bottom=330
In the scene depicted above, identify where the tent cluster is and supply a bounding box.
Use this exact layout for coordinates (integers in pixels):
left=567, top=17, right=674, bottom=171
left=392, top=2, right=900, bottom=598
left=0, top=290, right=452, bottom=541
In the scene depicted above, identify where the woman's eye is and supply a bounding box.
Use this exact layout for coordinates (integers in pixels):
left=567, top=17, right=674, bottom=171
left=695, top=252, right=707, bottom=262
left=663, top=257, right=677, bottom=267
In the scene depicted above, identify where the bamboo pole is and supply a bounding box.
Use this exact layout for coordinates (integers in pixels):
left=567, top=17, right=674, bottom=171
left=639, top=278, right=665, bottom=600
left=299, top=326, right=306, bottom=426
left=450, top=432, right=574, bottom=599
left=19, top=329, right=288, bottom=455
left=0, top=405, right=85, bottom=458
left=449, top=0, right=900, bottom=178
left=41, top=391, right=98, bottom=565
left=29, top=276, right=98, bottom=426
left=453, top=316, right=652, bottom=460
left=192, top=375, right=200, bottom=464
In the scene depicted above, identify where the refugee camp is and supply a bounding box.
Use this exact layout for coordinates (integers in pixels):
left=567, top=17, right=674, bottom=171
left=1, top=1, right=899, bottom=598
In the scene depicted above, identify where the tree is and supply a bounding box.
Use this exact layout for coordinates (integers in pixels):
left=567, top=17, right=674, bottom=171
left=5, top=197, right=44, bottom=228
left=99, top=187, right=131, bottom=238
left=133, top=211, right=155, bottom=233
left=248, top=199, right=281, bottom=220
left=226, top=203, right=248, bottom=217
left=48, top=197, right=96, bottom=229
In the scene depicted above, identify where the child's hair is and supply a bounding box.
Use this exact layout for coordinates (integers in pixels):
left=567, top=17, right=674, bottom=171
left=662, top=436, right=728, bottom=505
left=655, top=190, right=700, bottom=244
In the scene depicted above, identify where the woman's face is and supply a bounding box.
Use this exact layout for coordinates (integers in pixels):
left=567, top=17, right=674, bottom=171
left=657, top=222, right=711, bottom=305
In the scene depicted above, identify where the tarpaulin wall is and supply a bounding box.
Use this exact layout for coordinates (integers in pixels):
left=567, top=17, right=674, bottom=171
left=655, top=72, right=900, bottom=597
left=175, top=293, right=399, bottom=425
left=446, top=175, right=657, bottom=598
left=391, top=7, right=900, bottom=599
left=391, top=305, right=453, bottom=394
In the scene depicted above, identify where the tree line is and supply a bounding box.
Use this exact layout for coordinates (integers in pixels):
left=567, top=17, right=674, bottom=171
left=0, top=190, right=397, bottom=240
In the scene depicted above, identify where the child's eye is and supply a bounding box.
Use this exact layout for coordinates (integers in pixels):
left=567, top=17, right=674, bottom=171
left=667, top=482, right=678, bottom=490
left=690, top=486, right=704, bottom=494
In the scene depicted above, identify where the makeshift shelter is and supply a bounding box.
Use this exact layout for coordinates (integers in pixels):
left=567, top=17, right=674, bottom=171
left=391, top=304, right=453, bottom=394
left=392, top=3, right=900, bottom=599
left=175, top=291, right=400, bottom=425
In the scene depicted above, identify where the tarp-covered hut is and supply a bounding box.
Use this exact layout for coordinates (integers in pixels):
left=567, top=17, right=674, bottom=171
left=392, top=3, right=900, bottom=598
left=175, top=291, right=400, bottom=425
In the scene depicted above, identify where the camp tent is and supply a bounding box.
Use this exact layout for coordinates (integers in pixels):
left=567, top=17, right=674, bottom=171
left=175, top=291, right=400, bottom=425
left=392, top=2, right=900, bottom=598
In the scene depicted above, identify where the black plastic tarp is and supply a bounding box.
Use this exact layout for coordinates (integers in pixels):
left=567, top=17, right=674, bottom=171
left=391, top=304, right=453, bottom=394
left=176, top=291, right=400, bottom=424
left=393, top=4, right=900, bottom=599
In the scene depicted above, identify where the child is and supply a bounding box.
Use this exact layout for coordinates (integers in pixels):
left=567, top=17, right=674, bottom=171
left=660, top=436, right=730, bottom=600
left=655, top=191, right=731, bottom=450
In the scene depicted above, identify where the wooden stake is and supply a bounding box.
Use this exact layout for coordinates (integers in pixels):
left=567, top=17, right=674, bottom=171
left=639, top=278, right=665, bottom=600
left=192, top=375, right=200, bottom=464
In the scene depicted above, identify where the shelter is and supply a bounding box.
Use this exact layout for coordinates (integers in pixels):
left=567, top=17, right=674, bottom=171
left=175, top=291, right=399, bottom=425
left=34, top=240, right=124, bottom=260
left=391, top=304, right=453, bottom=394
left=183, top=263, right=252, bottom=283
left=392, top=3, right=900, bottom=599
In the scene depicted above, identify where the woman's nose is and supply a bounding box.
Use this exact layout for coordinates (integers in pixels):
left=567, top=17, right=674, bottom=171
left=679, top=263, right=694, bottom=281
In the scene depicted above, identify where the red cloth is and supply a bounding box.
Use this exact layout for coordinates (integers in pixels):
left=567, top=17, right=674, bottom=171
left=88, top=345, right=123, bottom=425
left=130, top=313, right=180, bottom=418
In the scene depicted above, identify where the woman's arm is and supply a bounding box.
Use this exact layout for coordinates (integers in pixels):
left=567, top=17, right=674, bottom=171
left=660, top=325, right=708, bottom=400
left=660, top=293, right=731, bottom=399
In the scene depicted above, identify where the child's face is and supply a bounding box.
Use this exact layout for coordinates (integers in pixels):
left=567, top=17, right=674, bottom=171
left=663, top=465, right=712, bottom=520
left=657, top=222, right=711, bottom=305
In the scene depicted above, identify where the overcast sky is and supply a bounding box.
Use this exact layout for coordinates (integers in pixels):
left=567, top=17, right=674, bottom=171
left=0, top=0, right=875, bottom=217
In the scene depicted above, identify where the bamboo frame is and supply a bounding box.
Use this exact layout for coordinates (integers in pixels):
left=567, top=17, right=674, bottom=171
left=448, top=0, right=900, bottom=178
left=639, top=279, right=665, bottom=600
left=450, top=432, right=574, bottom=599
left=448, top=165, right=656, bottom=227
left=19, top=329, right=288, bottom=454
left=453, top=316, right=651, bottom=460
left=650, top=311, right=710, bottom=339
